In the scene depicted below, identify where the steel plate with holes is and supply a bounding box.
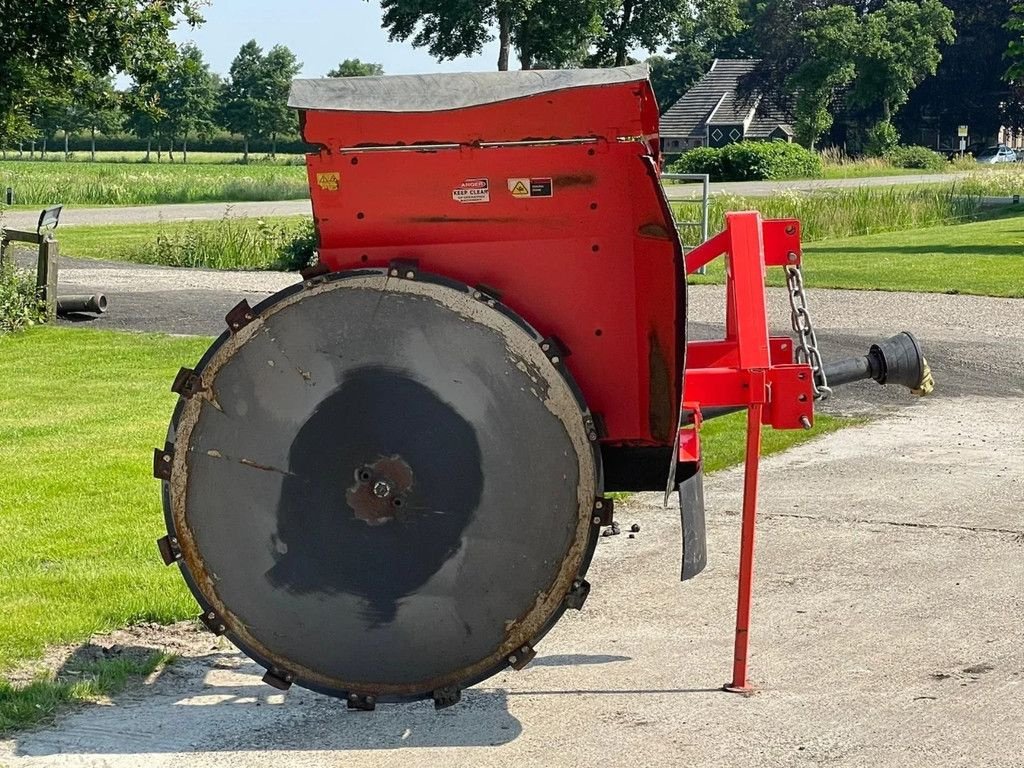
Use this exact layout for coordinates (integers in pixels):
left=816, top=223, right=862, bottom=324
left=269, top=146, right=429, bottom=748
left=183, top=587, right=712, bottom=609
left=158, top=270, right=602, bottom=705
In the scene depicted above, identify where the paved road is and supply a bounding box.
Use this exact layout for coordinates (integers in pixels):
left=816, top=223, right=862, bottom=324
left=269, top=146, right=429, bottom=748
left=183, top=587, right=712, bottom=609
left=2, top=259, right=1022, bottom=767
left=0, top=173, right=973, bottom=230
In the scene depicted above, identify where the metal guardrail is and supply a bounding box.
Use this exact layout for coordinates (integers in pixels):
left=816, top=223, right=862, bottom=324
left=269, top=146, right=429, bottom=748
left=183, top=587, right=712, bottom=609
left=662, top=173, right=710, bottom=275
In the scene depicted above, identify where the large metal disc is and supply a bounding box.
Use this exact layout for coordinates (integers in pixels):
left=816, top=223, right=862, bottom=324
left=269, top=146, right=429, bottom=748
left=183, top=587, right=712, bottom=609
left=161, top=270, right=601, bottom=703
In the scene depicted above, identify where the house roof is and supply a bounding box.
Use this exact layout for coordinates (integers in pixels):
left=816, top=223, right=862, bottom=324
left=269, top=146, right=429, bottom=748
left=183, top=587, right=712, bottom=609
left=661, top=59, right=793, bottom=140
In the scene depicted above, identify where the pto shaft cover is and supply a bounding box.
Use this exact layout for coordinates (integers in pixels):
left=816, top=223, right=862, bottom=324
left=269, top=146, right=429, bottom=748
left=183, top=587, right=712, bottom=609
left=157, top=270, right=602, bottom=707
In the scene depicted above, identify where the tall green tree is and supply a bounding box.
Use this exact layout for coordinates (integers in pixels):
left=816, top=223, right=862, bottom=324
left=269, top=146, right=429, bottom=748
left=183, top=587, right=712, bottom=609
left=899, top=1, right=1013, bottom=144
left=162, top=44, right=219, bottom=163
left=594, top=0, right=684, bottom=67
left=262, top=45, right=303, bottom=157
left=377, top=1, right=534, bottom=71
left=220, top=40, right=270, bottom=163
left=1006, top=4, right=1024, bottom=81
left=646, top=0, right=745, bottom=111
left=787, top=5, right=859, bottom=149
left=0, top=0, right=202, bottom=145
left=78, top=72, right=123, bottom=161
left=327, top=59, right=385, bottom=77
left=515, top=0, right=609, bottom=69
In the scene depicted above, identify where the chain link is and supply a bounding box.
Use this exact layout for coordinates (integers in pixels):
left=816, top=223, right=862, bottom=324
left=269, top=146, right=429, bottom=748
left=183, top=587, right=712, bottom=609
left=785, top=265, right=832, bottom=401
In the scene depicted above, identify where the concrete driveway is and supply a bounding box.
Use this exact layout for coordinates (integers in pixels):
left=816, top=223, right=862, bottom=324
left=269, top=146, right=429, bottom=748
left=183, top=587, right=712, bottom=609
left=1, top=259, right=1021, bottom=768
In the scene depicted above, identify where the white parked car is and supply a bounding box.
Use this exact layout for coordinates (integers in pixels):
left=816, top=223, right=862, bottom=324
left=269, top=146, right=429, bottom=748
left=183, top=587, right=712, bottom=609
left=976, top=145, right=1018, bottom=164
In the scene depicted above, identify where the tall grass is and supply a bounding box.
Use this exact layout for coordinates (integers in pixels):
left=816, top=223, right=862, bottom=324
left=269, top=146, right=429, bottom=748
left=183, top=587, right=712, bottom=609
left=696, top=185, right=987, bottom=243
left=111, top=217, right=316, bottom=271
left=0, top=161, right=308, bottom=207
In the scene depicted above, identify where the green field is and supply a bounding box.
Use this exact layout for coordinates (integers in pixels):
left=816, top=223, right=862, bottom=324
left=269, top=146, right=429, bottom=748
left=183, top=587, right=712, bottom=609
left=0, top=160, right=308, bottom=207
left=692, top=211, right=1024, bottom=298
left=0, top=326, right=848, bottom=730
left=2, top=151, right=304, bottom=166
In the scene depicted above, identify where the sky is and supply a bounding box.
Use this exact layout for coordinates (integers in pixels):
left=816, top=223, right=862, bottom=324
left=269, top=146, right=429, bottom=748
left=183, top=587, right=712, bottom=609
left=171, top=0, right=501, bottom=77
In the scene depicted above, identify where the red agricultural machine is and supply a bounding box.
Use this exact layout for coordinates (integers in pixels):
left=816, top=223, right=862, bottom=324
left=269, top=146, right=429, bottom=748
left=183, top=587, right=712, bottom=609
left=154, top=65, right=932, bottom=710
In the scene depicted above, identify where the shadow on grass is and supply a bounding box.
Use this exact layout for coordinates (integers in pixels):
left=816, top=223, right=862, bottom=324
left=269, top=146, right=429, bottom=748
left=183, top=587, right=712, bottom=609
left=0, top=643, right=171, bottom=736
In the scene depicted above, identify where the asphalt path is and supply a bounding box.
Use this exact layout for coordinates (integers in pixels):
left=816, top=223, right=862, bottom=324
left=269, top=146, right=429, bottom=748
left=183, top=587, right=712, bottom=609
left=3, top=257, right=1022, bottom=767
left=0, top=173, right=972, bottom=230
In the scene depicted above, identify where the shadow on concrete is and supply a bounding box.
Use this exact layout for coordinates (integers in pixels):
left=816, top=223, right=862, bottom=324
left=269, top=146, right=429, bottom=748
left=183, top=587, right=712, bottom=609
left=12, top=651, right=523, bottom=756
left=530, top=654, right=631, bottom=667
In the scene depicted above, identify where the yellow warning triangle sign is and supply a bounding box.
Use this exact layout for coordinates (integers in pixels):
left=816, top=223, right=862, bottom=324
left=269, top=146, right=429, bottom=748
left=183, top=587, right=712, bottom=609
left=511, top=180, right=530, bottom=197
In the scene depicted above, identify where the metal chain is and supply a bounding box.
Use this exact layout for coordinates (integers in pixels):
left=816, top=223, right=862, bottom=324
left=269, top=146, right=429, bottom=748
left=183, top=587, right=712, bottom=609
left=785, top=265, right=832, bottom=401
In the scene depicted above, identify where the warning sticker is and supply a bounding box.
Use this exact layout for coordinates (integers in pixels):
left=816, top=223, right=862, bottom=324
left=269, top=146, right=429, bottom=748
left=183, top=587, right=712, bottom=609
left=453, top=178, right=490, bottom=204
left=316, top=172, right=340, bottom=191
left=507, top=177, right=554, bottom=198
left=508, top=178, right=531, bottom=198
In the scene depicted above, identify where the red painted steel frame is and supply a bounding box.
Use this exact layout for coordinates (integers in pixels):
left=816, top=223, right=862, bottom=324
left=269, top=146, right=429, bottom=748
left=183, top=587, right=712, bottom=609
left=299, top=71, right=816, bottom=693
left=300, top=76, right=683, bottom=446
left=682, top=212, right=815, bottom=691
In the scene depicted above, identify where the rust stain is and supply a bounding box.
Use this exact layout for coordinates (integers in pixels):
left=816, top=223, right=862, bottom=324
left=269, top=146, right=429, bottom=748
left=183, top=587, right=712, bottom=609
left=638, top=222, right=672, bottom=240
left=346, top=455, right=414, bottom=526
left=409, top=216, right=521, bottom=224
left=552, top=173, right=596, bottom=188
left=647, top=331, right=673, bottom=443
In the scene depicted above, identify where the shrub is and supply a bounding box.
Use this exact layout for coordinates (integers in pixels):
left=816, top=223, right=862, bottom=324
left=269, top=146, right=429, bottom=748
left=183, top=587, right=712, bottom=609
left=669, top=146, right=722, bottom=179
left=884, top=145, right=947, bottom=171
left=0, top=261, right=47, bottom=333
left=670, top=141, right=822, bottom=182
left=864, top=121, right=900, bottom=157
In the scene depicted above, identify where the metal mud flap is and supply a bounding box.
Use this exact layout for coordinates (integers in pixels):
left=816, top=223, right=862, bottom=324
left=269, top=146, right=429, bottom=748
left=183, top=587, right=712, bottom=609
left=678, top=462, right=707, bottom=580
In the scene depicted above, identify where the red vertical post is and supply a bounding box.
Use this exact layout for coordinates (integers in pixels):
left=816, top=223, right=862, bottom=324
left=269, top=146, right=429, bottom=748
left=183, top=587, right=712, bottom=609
left=727, top=400, right=763, bottom=693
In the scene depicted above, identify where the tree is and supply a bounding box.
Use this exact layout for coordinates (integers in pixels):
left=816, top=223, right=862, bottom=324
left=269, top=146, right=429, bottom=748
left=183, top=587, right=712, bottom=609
left=787, top=5, right=859, bottom=148
left=220, top=41, right=271, bottom=163
left=124, top=76, right=170, bottom=162
left=327, top=59, right=384, bottom=77
left=849, top=0, right=955, bottom=133
left=162, top=44, right=219, bottom=163
left=646, top=0, right=746, bottom=111
left=0, top=0, right=202, bottom=145
left=515, top=0, right=608, bottom=69
left=78, top=72, right=123, bottom=161
left=262, top=45, right=303, bottom=157
left=593, top=0, right=684, bottom=67
left=899, top=1, right=1013, bottom=145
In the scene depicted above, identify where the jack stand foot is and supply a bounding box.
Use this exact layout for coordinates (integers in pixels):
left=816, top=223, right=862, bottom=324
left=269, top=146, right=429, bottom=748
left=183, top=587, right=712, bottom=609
left=722, top=683, right=758, bottom=697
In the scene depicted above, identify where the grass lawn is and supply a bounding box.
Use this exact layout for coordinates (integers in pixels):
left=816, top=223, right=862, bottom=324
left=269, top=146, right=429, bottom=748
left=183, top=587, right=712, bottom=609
left=0, top=328, right=207, bottom=732
left=0, top=160, right=307, bottom=208
left=0, top=326, right=851, bottom=731
left=692, top=209, right=1024, bottom=298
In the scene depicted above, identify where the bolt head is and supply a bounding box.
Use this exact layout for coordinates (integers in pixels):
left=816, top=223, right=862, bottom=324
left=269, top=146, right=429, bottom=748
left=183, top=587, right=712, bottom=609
left=372, top=480, right=392, bottom=498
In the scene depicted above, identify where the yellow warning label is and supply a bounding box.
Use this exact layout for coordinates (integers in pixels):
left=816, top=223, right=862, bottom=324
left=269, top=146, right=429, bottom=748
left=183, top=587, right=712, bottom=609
left=316, top=172, right=340, bottom=192
left=508, top=178, right=530, bottom=198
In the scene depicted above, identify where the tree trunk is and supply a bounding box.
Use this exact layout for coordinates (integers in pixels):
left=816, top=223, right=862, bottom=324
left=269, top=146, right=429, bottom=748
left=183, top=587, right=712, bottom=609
left=183, top=136, right=188, bottom=164
left=90, top=127, right=96, bottom=161
left=243, top=137, right=250, bottom=164
left=30, top=141, right=35, bottom=159
left=64, top=131, right=70, bottom=160
left=271, top=133, right=277, bottom=159
left=41, top=138, right=47, bottom=159
left=145, top=138, right=152, bottom=162
left=497, top=9, right=511, bottom=71
left=169, top=137, right=175, bottom=163
left=615, top=0, right=634, bottom=68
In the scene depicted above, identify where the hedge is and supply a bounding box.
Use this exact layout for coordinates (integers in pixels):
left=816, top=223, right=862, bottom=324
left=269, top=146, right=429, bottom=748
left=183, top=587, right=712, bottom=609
left=670, top=141, right=823, bottom=182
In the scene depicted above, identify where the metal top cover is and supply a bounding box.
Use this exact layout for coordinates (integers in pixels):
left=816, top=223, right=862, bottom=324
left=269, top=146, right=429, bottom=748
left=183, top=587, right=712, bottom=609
left=288, top=64, right=650, bottom=113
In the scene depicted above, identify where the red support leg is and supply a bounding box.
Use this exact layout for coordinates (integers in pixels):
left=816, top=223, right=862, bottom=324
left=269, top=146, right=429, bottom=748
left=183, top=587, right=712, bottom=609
left=726, top=402, right=763, bottom=694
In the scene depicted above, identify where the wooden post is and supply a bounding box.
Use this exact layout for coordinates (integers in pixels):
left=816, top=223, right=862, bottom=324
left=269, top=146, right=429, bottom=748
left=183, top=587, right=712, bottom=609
left=37, top=235, right=59, bottom=321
